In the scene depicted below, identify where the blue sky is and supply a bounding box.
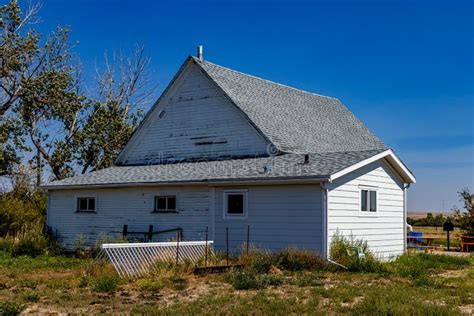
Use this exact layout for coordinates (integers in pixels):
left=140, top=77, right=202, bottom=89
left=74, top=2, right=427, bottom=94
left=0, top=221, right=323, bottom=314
left=32, top=0, right=473, bottom=212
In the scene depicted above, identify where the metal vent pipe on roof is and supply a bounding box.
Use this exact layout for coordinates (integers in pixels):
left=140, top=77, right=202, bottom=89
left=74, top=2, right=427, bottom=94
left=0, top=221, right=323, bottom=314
left=197, top=45, right=203, bottom=61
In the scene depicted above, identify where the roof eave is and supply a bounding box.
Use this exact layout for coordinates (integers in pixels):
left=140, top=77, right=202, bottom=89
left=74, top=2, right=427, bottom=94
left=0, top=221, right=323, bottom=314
left=329, top=149, right=416, bottom=184
left=41, top=175, right=330, bottom=191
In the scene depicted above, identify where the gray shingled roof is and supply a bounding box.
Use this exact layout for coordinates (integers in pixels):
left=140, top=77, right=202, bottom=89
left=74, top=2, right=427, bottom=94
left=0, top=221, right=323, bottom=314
left=43, top=149, right=386, bottom=188
left=193, top=57, right=387, bottom=154
left=43, top=57, right=394, bottom=189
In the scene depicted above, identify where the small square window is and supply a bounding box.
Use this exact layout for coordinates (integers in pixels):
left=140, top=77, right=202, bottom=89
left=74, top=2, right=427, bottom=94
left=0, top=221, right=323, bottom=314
left=154, top=196, right=177, bottom=212
left=224, top=190, right=247, bottom=218
left=77, top=197, right=96, bottom=212
left=360, top=189, right=377, bottom=214
left=227, top=194, right=244, bottom=214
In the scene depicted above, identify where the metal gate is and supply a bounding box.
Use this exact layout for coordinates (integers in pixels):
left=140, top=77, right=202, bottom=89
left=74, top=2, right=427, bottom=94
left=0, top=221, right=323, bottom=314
left=93, top=241, right=214, bottom=277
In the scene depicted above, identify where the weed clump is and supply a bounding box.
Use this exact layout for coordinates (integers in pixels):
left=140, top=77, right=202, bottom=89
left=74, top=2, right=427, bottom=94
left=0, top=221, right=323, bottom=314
left=136, top=278, right=164, bottom=291
left=91, top=275, right=120, bottom=293
left=225, top=268, right=284, bottom=290
left=288, top=271, right=324, bottom=287
left=238, top=247, right=326, bottom=273
left=329, top=233, right=385, bottom=273
left=276, top=248, right=326, bottom=271
left=238, top=248, right=274, bottom=273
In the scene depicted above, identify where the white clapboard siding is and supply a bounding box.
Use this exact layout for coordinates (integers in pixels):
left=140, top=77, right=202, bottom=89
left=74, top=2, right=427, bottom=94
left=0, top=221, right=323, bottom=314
left=119, top=63, right=269, bottom=165
left=48, top=186, right=211, bottom=250
left=327, top=159, right=405, bottom=259
left=213, top=185, right=323, bottom=254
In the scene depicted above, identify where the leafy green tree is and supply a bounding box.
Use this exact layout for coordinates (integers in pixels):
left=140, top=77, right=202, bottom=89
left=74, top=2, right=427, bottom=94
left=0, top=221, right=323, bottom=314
left=453, top=188, right=474, bottom=236
left=1, top=1, right=152, bottom=183
left=0, top=118, right=21, bottom=176
left=1, top=1, right=84, bottom=182
left=433, top=214, right=444, bottom=230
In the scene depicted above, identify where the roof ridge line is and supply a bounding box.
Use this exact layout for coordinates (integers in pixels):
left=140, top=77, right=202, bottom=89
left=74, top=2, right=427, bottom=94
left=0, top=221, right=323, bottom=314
left=191, top=56, right=339, bottom=101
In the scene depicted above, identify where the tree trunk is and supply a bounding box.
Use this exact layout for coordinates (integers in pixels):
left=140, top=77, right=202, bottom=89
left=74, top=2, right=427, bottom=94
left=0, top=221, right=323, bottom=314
left=35, top=149, right=41, bottom=187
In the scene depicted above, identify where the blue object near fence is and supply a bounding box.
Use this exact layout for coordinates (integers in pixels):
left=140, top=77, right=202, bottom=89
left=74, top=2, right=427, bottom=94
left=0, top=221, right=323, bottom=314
left=408, top=231, right=423, bottom=250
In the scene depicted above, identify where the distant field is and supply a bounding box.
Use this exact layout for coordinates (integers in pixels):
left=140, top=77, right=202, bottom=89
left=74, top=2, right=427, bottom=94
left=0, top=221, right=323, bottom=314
left=408, top=211, right=455, bottom=219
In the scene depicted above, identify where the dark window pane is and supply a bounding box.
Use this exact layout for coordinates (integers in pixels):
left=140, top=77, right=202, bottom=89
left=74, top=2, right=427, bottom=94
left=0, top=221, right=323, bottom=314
left=370, top=191, right=377, bottom=212
left=167, top=197, right=176, bottom=210
left=156, top=197, right=166, bottom=210
left=88, top=198, right=95, bottom=211
left=361, top=190, right=368, bottom=212
left=227, top=194, right=244, bottom=214
left=78, top=198, right=88, bottom=211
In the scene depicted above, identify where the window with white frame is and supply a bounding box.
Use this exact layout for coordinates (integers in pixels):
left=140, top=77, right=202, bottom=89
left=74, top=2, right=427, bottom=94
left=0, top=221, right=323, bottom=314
left=154, top=196, right=177, bottom=212
left=224, top=190, right=247, bottom=218
left=77, top=197, right=96, bottom=212
left=360, top=189, right=377, bottom=213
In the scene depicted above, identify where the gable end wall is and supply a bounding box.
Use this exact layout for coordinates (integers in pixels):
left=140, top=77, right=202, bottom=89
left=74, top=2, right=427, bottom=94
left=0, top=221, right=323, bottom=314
left=118, top=63, right=270, bottom=165
left=327, top=159, right=405, bottom=260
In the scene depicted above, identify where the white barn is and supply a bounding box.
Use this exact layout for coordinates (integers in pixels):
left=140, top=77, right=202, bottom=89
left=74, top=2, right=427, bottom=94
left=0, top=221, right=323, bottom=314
left=43, top=50, right=415, bottom=260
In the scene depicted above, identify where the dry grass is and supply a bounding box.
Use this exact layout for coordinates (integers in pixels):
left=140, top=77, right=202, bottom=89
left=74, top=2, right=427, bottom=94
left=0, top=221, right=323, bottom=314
left=0, top=251, right=472, bottom=315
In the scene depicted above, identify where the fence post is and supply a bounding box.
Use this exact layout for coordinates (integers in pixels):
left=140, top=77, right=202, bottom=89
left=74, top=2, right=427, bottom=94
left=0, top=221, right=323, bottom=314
left=122, top=225, right=128, bottom=238
left=176, top=230, right=180, bottom=265
left=147, top=225, right=153, bottom=242
left=205, top=226, right=209, bottom=267
left=246, top=225, right=250, bottom=256
left=226, top=227, right=229, bottom=266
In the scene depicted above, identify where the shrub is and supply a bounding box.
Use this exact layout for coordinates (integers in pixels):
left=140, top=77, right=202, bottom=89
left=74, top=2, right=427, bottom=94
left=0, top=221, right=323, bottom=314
left=239, top=248, right=275, bottom=273
left=0, top=238, right=14, bottom=253
left=0, top=301, right=24, bottom=316
left=74, top=234, right=91, bottom=258
left=137, top=278, right=164, bottom=291
left=225, top=268, right=284, bottom=290
left=12, top=233, right=50, bottom=257
left=0, top=190, right=46, bottom=237
left=168, top=274, right=188, bottom=291
left=91, top=275, right=120, bottom=293
left=259, top=274, right=283, bottom=287
left=329, top=233, right=385, bottom=273
left=226, top=269, right=263, bottom=290
left=276, top=248, right=326, bottom=271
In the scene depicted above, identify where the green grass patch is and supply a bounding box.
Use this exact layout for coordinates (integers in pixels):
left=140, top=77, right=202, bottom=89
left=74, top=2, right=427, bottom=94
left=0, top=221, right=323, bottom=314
left=0, top=251, right=86, bottom=270
left=91, top=275, right=121, bottom=293
left=386, top=253, right=471, bottom=280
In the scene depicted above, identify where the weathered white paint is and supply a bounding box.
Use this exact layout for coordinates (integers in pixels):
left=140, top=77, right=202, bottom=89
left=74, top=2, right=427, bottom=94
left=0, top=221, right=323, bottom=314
left=213, top=185, right=323, bottom=254
left=48, top=184, right=324, bottom=254
left=326, top=159, right=405, bottom=259
left=48, top=186, right=211, bottom=250
left=47, top=160, right=406, bottom=258
left=117, top=62, right=269, bottom=165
